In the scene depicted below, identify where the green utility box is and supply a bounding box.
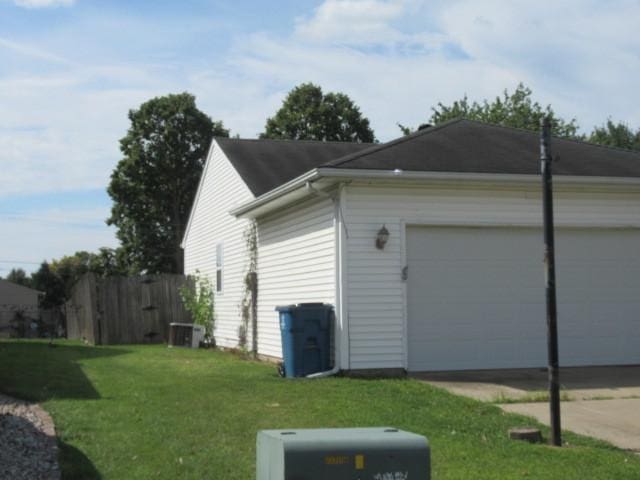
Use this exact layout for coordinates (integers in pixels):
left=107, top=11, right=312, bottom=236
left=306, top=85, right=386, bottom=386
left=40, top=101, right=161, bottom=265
left=256, top=427, right=430, bottom=480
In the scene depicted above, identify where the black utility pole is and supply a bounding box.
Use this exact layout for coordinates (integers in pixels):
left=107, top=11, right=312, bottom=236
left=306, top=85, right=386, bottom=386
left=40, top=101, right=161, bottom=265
left=540, top=117, right=562, bottom=446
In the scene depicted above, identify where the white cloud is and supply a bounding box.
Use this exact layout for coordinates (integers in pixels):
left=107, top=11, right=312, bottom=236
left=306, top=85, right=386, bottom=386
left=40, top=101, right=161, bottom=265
left=293, top=0, right=449, bottom=54
left=227, top=32, right=519, bottom=140
left=437, top=0, right=640, bottom=129
left=2, top=0, right=640, bottom=200
left=12, top=0, right=74, bottom=8
left=0, top=65, right=174, bottom=197
left=0, top=32, right=185, bottom=198
left=295, top=0, right=406, bottom=45
left=231, top=0, right=640, bottom=138
left=0, top=37, right=74, bottom=64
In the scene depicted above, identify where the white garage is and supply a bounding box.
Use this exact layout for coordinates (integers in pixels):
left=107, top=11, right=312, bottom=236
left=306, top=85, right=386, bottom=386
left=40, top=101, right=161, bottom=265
left=406, top=226, right=640, bottom=371
left=186, top=118, right=640, bottom=374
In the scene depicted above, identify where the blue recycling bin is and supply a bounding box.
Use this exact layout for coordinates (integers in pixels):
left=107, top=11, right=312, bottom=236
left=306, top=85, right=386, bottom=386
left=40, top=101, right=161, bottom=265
left=276, top=303, right=333, bottom=378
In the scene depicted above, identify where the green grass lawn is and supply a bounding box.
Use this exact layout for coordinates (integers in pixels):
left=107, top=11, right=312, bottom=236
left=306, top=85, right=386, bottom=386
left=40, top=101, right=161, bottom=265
left=0, top=340, right=638, bottom=479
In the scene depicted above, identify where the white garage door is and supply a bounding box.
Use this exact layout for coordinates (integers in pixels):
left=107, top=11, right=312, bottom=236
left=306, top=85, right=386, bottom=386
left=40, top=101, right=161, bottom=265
left=406, top=227, right=640, bottom=371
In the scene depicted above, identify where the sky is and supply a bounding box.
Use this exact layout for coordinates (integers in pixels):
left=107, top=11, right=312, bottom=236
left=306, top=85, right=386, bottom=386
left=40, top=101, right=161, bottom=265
left=1, top=0, right=639, bottom=276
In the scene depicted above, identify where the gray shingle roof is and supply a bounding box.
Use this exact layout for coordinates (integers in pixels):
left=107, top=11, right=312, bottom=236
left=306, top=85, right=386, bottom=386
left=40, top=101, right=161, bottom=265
left=218, top=119, right=640, bottom=197
left=216, top=137, right=373, bottom=196
left=326, top=119, right=640, bottom=177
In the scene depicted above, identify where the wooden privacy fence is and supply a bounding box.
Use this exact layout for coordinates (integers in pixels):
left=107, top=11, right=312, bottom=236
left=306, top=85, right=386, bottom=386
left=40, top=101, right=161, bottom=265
left=0, top=306, right=62, bottom=338
left=66, top=273, right=193, bottom=345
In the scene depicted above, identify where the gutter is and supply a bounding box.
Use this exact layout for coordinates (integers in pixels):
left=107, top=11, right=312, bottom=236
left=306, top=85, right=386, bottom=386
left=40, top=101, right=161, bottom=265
left=231, top=167, right=640, bottom=218
left=230, top=169, right=320, bottom=217
left=316, top=168, right=640, bottom=186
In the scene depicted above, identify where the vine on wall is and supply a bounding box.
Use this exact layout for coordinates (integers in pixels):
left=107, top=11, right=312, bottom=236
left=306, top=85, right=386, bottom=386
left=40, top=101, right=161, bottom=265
left=238, top=221, right=258, bottom=354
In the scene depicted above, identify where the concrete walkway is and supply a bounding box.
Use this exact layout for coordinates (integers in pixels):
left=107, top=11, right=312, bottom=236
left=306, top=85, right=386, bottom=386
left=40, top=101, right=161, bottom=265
left=413, top=366, right=640, bottom=451
left=502, top=399, right=640, bottom=451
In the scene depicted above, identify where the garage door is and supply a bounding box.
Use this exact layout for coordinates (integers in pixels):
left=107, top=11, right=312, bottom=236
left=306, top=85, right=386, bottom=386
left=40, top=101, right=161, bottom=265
left=406, top=227, right=640, bottom=371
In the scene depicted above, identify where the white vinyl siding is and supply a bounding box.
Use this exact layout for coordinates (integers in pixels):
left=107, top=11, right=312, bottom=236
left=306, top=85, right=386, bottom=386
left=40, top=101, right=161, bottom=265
left=183, top=142, right=254, bottom=349
left=256, top=197, right=336, bottom=358
left=343, top=183, right=640, bottom=370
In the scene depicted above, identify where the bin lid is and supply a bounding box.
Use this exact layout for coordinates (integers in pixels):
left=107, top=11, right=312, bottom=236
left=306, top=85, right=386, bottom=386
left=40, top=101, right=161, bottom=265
left=275, top=305, right=296, bottom=312
left=296, top=303, right=332, bottom=309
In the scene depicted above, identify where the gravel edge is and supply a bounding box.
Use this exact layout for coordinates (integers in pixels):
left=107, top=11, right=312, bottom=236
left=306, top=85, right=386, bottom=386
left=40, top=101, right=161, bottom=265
left=0, top=393, right=61, bottom=480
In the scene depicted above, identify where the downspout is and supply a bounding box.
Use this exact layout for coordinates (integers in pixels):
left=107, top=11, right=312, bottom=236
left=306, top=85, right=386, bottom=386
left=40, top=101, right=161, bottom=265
left=304, top=181, right=342, bottom=379
left=306, top=325, right=340, bottom=378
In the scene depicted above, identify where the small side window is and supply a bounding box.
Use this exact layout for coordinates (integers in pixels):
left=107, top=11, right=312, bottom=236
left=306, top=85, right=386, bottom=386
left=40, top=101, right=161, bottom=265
left=216, top=244, right=223, bottom=293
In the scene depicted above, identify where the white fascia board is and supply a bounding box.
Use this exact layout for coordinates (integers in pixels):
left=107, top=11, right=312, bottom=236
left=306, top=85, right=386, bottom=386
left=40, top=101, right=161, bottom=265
left=231, top=167, right=640, bottom=218
left=230, top=169, right=321, bottom=218
left=180, top=139, right=219, bottom=249
left=318, top=168, right=640, bottom=188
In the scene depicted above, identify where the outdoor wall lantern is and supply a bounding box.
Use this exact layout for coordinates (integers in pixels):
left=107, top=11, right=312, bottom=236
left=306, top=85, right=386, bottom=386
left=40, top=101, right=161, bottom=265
left=375, top=225, right=390, bottom=250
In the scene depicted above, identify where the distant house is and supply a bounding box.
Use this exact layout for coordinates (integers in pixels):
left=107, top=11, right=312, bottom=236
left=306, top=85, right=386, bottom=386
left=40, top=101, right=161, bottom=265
left=182, top=119, right=640, bottom=373
left=0, top=279, right=41, bottom=337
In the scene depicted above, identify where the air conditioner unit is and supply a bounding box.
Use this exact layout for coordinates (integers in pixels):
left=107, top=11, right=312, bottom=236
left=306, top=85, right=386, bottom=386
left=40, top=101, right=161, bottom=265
left=168, top=323, right=204, bottom=348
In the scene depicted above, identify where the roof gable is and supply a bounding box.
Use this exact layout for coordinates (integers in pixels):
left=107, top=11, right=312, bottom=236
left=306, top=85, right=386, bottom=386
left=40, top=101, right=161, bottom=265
left=0, top=278, right=41, bottom=303
left=181, top=138, right=255, bottom=248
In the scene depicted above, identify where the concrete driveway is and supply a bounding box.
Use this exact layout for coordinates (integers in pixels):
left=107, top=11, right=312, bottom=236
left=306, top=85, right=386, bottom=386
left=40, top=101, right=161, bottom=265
left=412, top=366, right=640, bottom=451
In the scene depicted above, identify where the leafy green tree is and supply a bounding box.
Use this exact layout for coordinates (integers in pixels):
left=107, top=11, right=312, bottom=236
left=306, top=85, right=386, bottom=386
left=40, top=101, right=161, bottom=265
left=49, top=249, right=130, bottom=298
left=4, top=268, right=32, bottom=288
left=261, top=83, right=375, bottom=142
left=588, top=119, right=640, bottom=151
left=26, top=249, right=132, bottom=307
left=50, top=252, right=92, bottom=298
left=397, top=123, right=431, bottom=136
left=108, top=93, right=229, bottom=274
left=30, top=262, right=65, bottom=308
left=87, top=247, right=134, bottom=277
left=427, top=83, right=580, bottom=138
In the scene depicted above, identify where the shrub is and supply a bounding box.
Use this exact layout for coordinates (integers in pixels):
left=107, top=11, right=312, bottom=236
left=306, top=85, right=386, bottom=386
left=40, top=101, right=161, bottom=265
left=179, top=273, right=214, bottom=338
